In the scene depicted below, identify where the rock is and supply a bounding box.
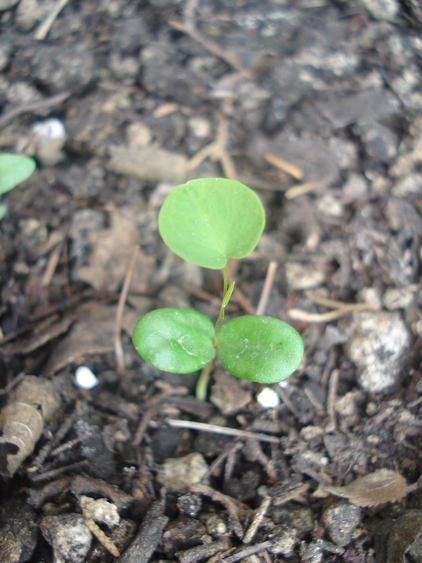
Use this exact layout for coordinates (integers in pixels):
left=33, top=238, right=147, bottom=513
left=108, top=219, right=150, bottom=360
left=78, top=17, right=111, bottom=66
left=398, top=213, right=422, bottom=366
left=126, top=123, right=152, bottom=150
left=343, top=174, right=368, bottom=198
left=210, top=371, right=252, bottom=416
left=285, top=262, right=326, bottom=291
left=270, top=526, right=298, bottom=557
left=0, top=0, right=19, bottom=10
left=107, top=145, right=187, bottom=185
left=335, top=391, right=363, bottom=424
left=157, top=453, right=209, bottom=492
left=317, top=195, right=345, bottom=218
left=15, top=0, right=50, bottom=31
left=18, top=218, right=48, bottom=250
left=79, top=496, right=120, bottom=528
left=41, top=514, right=92, bottom=563
left=392, top=173, right=422, bottom=197
left=0, top=500, right=38, bottom=563
left=385, top=197, right=422, bottom=236
left=256, top=387, right=280, bottom=409
left=205, top=514, right=227, bottom=537
left=32, top=118, right=66, bottom=167
left=14, top=44, right=94, bottom=94
left=0, top=40, right=11, bottom=72
left=384, top=286, right=418, bottom=310
left=109, top=53, right=140, bottom=86
left=177, top=493, right=202, bottom=518
left=329, top=137, right=358, bottom=171
left=300, top=541, right=324, bottom=563
left=359, top=0, right=400, bottom=21
left=6, top=82, right=43, bottom=105
left=316, top=89, right=399, bottom=129
left=323, top=502, right=362, bottom=546
left=300, top=426, right=325, bottom=442
left=59, top=160, right=105, bottom=199
left=340, top=310, right=411, bottom=393
left=355, top=122, right=399, bottom=162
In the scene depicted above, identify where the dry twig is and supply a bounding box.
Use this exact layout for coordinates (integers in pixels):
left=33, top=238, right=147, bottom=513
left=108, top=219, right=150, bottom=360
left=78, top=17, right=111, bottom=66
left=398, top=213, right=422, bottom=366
left=326, top=369, right=340, bottom=433
left=0, top=91, right=70, bottom=129
left=166, top=418, right=280, bottom=444
left=35, top=0, right=71, bottom=40
left=255, top=260, right=278, bottom=316
left=264, top=152, right=303, bottom=180
left=114, top=245, right=139, bottom=376
left=243, top=495, right=272, bottom=544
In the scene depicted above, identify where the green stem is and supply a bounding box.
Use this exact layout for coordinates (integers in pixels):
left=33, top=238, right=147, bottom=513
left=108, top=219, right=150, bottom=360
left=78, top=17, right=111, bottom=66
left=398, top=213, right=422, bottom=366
left=196, top=360, right=213, bottom=402
left=223, top=262, right=228, bottom=295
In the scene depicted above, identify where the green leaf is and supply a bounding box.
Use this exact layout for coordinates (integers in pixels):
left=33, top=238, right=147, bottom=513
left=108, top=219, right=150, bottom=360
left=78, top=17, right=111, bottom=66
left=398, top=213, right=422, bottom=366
left=216, top=316, right=304, bottom=384
left=158, top=178, right=265, bottom=269
left=0, top=204, right=8, bottom=221
left=0, top=154, right=36, bottom=195
left=222, top=281, right=235, bottom=308
left=133, top=308, right=215, bottom=374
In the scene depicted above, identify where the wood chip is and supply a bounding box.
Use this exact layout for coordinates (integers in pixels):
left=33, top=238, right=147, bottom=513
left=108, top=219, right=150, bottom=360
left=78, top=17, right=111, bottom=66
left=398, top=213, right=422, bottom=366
left=324, top=469, right=407, bottom=507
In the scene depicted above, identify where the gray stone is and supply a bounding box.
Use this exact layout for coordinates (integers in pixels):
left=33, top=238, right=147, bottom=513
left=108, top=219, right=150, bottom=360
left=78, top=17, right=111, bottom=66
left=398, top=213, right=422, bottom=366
left=382, top=286, right=418, bottom=310
left=285, top=262, right=326, bottom=291
left=343, top=174, right=368, bottom=198
left=356, top=122, right=399, bottom=162
left=157, top=453, right=209, bottom=492
left=270, top=526, right=298, bottom=557
left=6, top=82, right=43, bottom=105
left=0, top=40, right=12, bottom=72
left=340, top=310, right=411, bottom=393
left=316, top=89, right=399, bottom=129
left=323, top=502, right=362, bottom=546
left=0, top=0, right=19, bottom=9
left=59, top=160, right=106, bottom=200
left=385, top=197, right=422, bottom=236
left=359, top=0, right=400, bottom=20
left=14, top=44, right=94, bottom=94
left=392, top=173, right=422, bottom=196
left=41, top=514, right=92, bottom=563
left=300, top=541, right=324, bottom=563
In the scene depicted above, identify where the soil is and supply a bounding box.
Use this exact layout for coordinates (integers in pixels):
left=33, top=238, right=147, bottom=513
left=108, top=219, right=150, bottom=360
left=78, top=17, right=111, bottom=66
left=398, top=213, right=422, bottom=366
left=0, top=1, right=422, bottom=562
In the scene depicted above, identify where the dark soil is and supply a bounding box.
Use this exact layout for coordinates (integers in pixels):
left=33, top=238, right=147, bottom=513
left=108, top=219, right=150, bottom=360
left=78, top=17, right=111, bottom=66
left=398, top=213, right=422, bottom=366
left=0, top=1, right=422, bottom=562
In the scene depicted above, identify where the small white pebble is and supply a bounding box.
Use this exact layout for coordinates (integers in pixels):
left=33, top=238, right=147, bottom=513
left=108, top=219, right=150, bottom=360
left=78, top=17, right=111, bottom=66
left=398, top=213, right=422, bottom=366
left=32, top=118, right=66, bottom=139
left=256, top=387, right=280, bottom=409
left=75, top=366, right=99, bottom=390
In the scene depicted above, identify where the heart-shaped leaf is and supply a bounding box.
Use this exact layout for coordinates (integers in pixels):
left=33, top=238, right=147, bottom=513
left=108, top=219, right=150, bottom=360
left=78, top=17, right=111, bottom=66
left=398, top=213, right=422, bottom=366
left=216, top=316, right=304, bottom=384
left=0, top=154, right=36, bottom=195
left=158, top=178, right=265, bottom=269
left=133, top=308, right=215, bottom=374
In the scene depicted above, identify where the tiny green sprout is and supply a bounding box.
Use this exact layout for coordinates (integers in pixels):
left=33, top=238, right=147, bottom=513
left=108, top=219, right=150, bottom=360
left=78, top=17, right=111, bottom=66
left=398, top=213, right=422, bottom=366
left=0, top=153, right=36, bottom=220
left=132, top=178, right=304, bottom=397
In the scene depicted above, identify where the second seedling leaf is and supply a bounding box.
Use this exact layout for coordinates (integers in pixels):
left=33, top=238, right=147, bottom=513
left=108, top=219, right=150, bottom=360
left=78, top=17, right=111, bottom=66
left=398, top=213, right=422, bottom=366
left=158, top=178, right=265, bottom=269
left=132, top=308, right=215, bottom=374
left=0, top=153, right=36, bottom=195
left=216, top=315, right=304, bottom=384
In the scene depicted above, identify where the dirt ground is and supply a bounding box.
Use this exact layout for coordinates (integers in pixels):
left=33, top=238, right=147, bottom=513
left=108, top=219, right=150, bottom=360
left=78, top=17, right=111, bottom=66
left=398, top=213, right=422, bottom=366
left=0, top=0, right=422, bottom=561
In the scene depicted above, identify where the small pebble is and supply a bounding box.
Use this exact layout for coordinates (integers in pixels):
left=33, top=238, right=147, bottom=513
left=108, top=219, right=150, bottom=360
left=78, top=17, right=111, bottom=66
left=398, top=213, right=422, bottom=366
left=75, top=366, right=99, bottom=390
left=157, top=453, right=209, bottom=492
left=41, top=514, right=92, bottom=563
left=32, top=118, right=66, bottom=139
left=256, top=387, right=280, bottom=409
left=323, top=502, right=362, bottom=547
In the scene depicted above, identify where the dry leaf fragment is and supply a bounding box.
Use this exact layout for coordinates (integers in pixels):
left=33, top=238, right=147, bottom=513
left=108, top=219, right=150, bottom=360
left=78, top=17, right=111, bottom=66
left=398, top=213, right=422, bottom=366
left=325, top=469, right=407, bottom=507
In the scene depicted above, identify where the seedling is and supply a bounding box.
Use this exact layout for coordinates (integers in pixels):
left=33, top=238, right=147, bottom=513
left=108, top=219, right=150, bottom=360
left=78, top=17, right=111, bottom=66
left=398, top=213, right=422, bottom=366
left=132, top=178, right=304, bottom=398
left=0, top=153, right=36, bottom=220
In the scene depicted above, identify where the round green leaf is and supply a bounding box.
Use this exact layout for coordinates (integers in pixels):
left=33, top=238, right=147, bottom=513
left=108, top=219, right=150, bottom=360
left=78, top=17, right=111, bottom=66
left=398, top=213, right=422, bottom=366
left=133, top=308, right=215, bottom=374
left=216, top=316, right=304, bottom=384
left=0, top=154, right=36, bottom=195
left=158, top=178, right=265, bottom=269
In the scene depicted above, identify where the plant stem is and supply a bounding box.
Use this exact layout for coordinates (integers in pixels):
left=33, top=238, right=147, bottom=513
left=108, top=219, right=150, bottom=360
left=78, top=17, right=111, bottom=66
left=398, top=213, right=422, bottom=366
left=196, top=360, right=213, bottom=402
left=223, top=262, right=228, bottom=295
left=215, top=262, right=230, bottom=336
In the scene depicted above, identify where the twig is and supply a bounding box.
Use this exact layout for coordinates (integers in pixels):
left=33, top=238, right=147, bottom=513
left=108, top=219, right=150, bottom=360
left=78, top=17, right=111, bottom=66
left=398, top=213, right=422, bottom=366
left=306, top=291, right=381, bottom=311
left=0, top=91, right=70, bottom=129
left=169, top=0, right=251, bottom=79
left=255, top=260, right=278, bottom=316
left=201, top=440, right=243, bottom=481
left=0, top=372, right=25, bottom=397
left=29, top=460, right=90, bottom=483
left=166, top=419, right=280, bottom=444
left=264, top=152, right=303, bottom=180
left=243, top=495, right=271, bottom=544
left=223, top=541, right=272, bottom=563
left=80, top=496, right=120, bottom=557
left=271, top=482, right=310, bottom=506
left=284, top=180, right=327, bottom=200
left=288, top=301, right=380, bottom=323
left=274, top=387, right=300, bottom=420
left=190, top=483, right=246, bottom=539
left=35, top=0, right=71, bottom=40
left=188, top=116, right=237, bottom=179
left=41, top=231, right=67, bottom=287
left=114, top=245, right=139, bottom=376
left=325, top=369, right=340, bottom=433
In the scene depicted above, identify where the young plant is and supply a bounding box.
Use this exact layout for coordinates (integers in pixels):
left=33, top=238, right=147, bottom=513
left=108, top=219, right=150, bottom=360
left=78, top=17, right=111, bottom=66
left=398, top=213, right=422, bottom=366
left=132, top=178, right=304, bottom=397
left=0, top=153, right=36, bottom=220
